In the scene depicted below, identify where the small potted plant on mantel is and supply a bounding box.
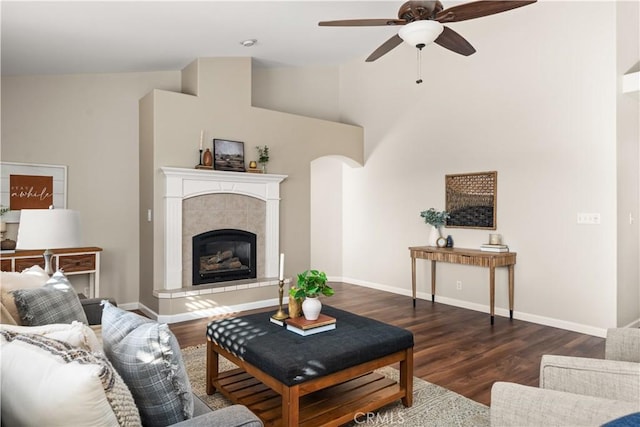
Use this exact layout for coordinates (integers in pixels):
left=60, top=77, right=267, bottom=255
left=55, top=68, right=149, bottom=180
left=289, top=270, right=334, bottom=321
left=420, top=208, right=450, bottom=247
left=256, top=145, right=269, bottom=173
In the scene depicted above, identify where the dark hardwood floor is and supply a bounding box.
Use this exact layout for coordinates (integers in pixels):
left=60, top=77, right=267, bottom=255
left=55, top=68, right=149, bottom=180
left=168, top=282, right=605, bottom=406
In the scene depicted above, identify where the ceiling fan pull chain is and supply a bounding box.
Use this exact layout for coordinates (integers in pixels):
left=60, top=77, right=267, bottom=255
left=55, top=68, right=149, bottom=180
left=416, top=46, right=423, bottom=84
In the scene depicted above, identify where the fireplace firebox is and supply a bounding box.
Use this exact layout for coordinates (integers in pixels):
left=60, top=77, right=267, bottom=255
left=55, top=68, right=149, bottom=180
left=192, top=229, right=257, bottom=286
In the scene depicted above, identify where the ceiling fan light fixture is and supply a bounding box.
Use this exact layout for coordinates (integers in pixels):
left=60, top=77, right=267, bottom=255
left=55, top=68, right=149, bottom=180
left=398, top=20, right=444, bottom=48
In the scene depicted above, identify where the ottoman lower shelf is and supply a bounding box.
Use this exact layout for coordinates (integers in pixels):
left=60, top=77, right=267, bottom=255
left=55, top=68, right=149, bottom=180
left=213, top=368, right=404, bottom=427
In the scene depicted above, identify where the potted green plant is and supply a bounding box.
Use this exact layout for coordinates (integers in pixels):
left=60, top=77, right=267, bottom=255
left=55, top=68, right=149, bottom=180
left=256, top=145, right=269, bottom=173
left=289, top=270, right=333, bottom=320
left=420, top=208, right=450, bottom=247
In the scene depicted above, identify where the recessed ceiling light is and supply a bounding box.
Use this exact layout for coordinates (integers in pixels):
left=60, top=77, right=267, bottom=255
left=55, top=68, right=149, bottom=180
left=240, top=39, right=257, bottom=47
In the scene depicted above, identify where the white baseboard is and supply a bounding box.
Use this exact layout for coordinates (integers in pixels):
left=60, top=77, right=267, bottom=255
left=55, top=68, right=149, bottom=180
left=121, top=279, right=633, bottom=336
left=117, top=302, right=139, bottom=311
left=340, top=276, right=609, bottom=338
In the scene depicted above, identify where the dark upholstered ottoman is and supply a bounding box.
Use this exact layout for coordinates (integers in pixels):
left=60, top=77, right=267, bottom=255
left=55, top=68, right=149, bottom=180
left=206, top=305, right=414, bottom=427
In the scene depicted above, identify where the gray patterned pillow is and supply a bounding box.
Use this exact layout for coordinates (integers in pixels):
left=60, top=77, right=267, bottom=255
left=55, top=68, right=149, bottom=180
left=101, top=301, right=194, bottom=426
left=11, top=271, right=88, bottom=326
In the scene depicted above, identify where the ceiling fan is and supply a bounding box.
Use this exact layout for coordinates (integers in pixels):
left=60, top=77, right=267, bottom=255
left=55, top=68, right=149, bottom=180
left=319, top=0, right=537, bottom=65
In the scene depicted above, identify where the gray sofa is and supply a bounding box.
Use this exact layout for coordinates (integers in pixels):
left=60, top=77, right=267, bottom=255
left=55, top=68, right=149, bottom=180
left=0, top=268, right=263, bottom=427
left=175, top=402, right=262, bottom=427
left=490, top=328, right=640, bottom=426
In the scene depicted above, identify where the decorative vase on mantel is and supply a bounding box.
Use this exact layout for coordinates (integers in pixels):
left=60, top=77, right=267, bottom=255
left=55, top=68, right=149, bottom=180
left=302, top=297, right=322, bottom=321
left=428, top=225, right=442, bottom=247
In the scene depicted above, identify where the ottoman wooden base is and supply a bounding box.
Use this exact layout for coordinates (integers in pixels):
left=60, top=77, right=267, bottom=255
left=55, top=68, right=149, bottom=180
left=207, top=340, right=413, bottom=427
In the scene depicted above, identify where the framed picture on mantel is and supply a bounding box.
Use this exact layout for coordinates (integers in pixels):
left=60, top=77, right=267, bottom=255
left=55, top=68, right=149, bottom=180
left=213, top=139, right=245, bottom=172
left=445, top=171, right=497, bottom=229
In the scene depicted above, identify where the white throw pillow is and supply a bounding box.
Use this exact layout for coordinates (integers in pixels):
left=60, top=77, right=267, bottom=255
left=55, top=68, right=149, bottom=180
left=0, top=331, right=141, bottom=426
left=0, top=321, right=102, bottom=352
left=0, top=265, right=49, bottom=325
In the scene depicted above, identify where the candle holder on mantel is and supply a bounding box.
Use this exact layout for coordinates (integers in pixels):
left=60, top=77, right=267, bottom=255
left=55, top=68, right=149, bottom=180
left=272, top=279, right=289, bottom=321
left=196, top=148, right=214, bottom=170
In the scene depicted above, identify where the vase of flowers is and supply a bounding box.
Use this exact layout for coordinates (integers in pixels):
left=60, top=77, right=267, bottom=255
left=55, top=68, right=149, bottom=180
left=256, top=145, right=269, bottom=173
left=420, top=208, right=450, bottom=247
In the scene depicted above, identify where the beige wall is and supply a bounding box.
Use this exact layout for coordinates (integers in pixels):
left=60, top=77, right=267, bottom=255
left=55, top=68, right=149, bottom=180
left=139, top=58, right=364, bottom=314
left=1, top=72, right=180, bottom=306
left=252, top=65, right=341, bottom=122
left=334, top=1, right=633, bottom=335
left=2, top=1, right=637, bottom=332
left=616, top=0, right=640, bottom=328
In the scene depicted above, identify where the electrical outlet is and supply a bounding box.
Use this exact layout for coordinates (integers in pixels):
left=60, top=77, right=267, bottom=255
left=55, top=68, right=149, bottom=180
left=577, top=212, right=601, bottom=224
left=456, top=280, right=462, bottom=291
left=83, top=287, right=89, bottom=297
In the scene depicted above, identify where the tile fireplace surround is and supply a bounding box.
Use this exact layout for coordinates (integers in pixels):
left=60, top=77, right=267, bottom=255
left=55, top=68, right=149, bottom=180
left=158, top=167, right=287, bottom=297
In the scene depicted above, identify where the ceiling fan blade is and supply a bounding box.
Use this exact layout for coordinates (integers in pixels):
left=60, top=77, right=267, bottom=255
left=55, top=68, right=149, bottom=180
left=319, top=18, right=406, bottom=27
left=366, top=34, right=403, bottom=62
left=436, top=0, right=537, bottom=23
left=434, top=26, right=476, bottom=56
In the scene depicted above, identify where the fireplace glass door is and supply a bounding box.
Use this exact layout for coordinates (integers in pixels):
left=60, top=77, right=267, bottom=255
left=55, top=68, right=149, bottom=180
left=192, top=229, right=257, bottom=285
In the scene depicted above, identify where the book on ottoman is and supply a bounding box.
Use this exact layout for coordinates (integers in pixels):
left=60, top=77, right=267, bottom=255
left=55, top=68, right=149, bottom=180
left=286, top=314, right=336, bottom=336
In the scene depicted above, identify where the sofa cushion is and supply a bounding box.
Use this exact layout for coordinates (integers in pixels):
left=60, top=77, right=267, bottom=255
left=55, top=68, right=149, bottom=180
left=0, top=330, right=141, bottom=426
left=11, top=270, right=88, bottom=326
left=102, top=301, right=194, bottom=426
left=0, top=265, right=49, bottom=325
left=0, top=321, right=101, bottom=352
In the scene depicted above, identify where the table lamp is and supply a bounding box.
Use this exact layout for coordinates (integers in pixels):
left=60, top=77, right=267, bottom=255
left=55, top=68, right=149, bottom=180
left=16, top=207, right=82, bottom=275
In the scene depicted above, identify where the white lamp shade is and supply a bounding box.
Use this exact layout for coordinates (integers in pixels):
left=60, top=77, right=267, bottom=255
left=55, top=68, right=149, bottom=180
left=398, top=20, right=444, bottom=48
left=16, top=209, right=82, bottom=250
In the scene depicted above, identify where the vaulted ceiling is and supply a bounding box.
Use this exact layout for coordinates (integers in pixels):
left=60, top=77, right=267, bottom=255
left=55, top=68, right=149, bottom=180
left=1, top=1, right=421, bottom=75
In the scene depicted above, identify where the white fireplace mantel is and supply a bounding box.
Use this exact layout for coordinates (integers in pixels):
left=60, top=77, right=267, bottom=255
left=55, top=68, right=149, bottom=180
left=161, top=167, right=287, bottom=290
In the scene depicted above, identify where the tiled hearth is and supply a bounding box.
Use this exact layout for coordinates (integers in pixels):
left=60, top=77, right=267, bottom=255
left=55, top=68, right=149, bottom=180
left=157, top=167, right=287, bottom=298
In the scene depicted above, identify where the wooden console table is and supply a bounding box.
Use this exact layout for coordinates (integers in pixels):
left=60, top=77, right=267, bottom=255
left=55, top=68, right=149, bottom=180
left=1, top=247, right=102, bottom=297
left=409, top=246, right=516, bottom=324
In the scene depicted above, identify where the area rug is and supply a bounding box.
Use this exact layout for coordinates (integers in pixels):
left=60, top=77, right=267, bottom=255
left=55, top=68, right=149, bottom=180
left=182, top=344, right=489, bottom=426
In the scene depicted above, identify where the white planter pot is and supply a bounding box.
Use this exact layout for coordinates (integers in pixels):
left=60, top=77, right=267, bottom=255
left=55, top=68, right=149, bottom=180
left=302, top=297, right=322, bottom=320
left=428, top=225, right=441, bottom=247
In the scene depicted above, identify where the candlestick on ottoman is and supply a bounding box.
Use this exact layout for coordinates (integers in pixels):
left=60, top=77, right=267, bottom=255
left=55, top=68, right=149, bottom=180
left=272, top=279, right=289, bottom=321
left=272, top=253, right=288, bottom=321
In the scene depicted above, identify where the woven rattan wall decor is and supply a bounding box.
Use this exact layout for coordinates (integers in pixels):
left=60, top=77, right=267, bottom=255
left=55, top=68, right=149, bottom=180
left=445, top=171, right=497, bottom=229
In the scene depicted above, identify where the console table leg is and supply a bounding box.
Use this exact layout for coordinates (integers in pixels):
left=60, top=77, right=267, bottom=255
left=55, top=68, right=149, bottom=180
left=508, top=264, right=515, bottom=320
left=411, top=255, right=417, bottom=308
left=489, top=266, right=496, bottom=325
left=431, top=260, right=436, bottom=303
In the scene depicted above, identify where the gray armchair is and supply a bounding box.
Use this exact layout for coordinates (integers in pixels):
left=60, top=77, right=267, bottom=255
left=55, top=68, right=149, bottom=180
left=490, top=328, right=640, bottom=426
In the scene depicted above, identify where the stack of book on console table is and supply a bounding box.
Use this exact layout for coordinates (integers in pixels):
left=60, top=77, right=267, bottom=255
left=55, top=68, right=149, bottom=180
left=480, top=244, right=509, bottom=252
left=285, top=314, right=336, bottom=336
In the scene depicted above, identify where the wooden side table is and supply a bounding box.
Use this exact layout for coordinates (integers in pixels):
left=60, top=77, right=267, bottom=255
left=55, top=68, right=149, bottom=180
left=1, top=247, right=102, bottom=297
left=409, top=246, right=516, bottom=324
